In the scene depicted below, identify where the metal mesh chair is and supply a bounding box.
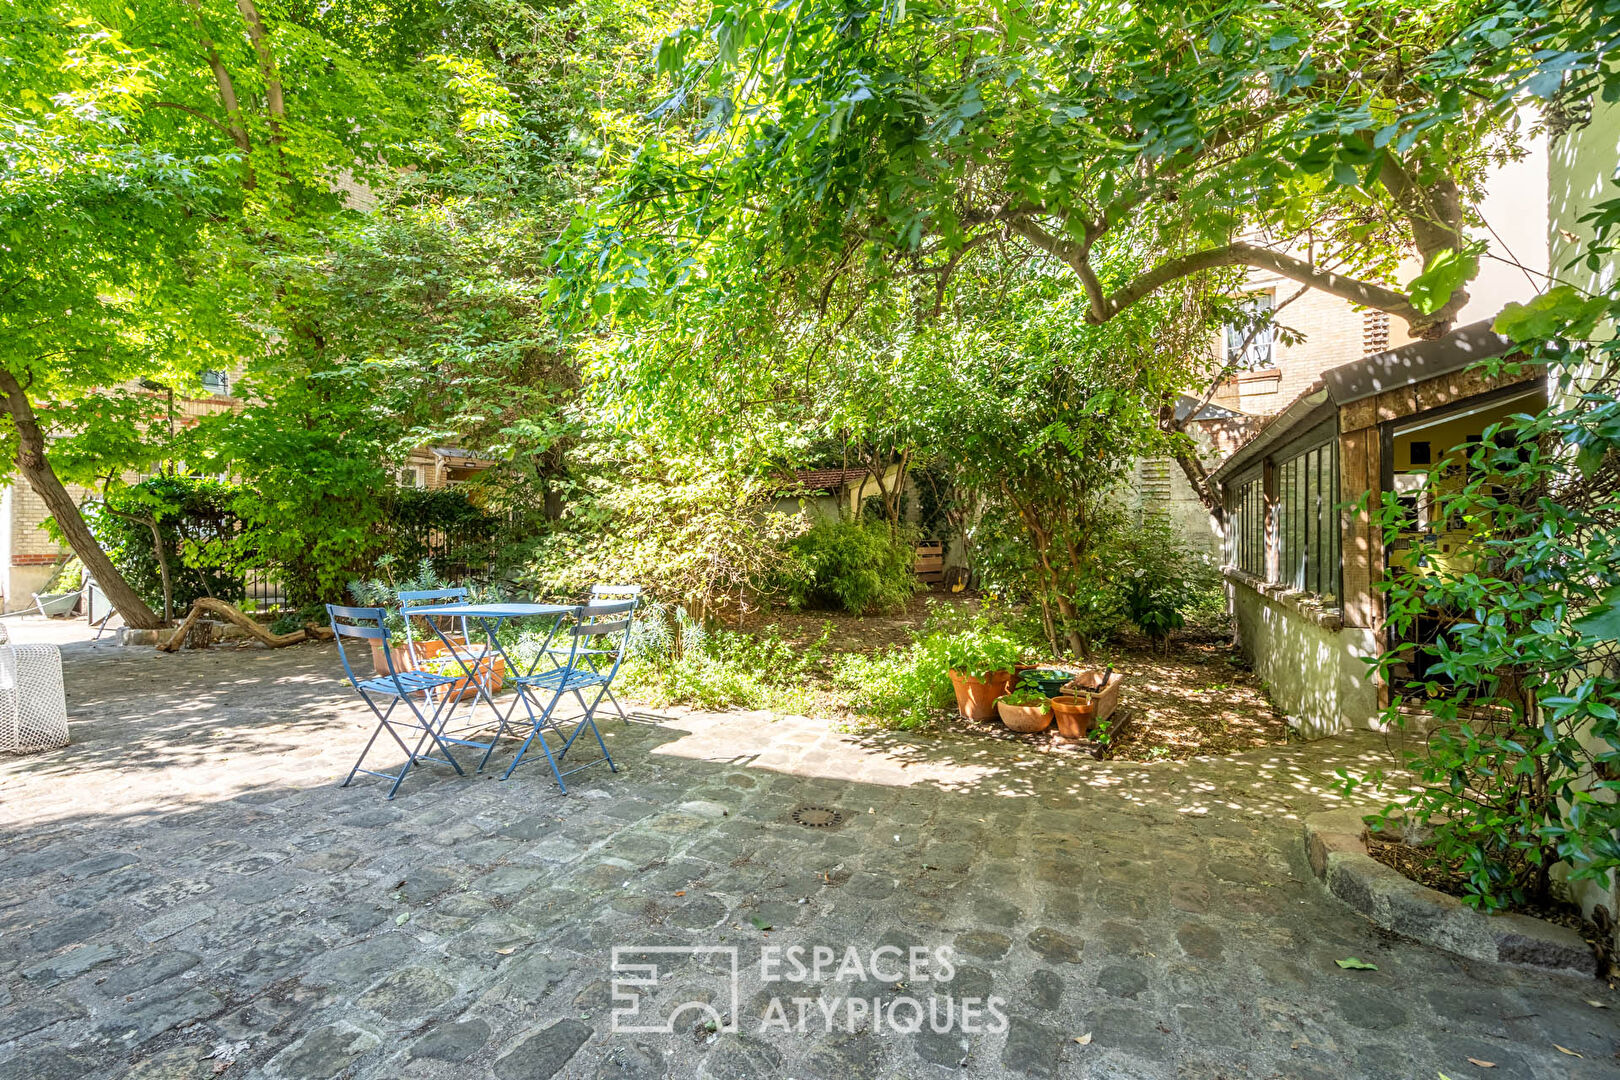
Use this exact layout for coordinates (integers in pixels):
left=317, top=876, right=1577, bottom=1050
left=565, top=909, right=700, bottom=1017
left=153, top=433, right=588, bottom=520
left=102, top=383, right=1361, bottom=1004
left=327, top=604, right=465, bottom=799
left=493, top=600, right=634, bottom=791
left=0, top=636, right=68, bottom=754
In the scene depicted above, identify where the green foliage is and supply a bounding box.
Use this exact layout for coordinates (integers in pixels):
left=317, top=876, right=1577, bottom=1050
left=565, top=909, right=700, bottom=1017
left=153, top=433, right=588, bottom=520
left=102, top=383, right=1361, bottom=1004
left=1111, top=516, right=1223, bottom=644
left=559, top=0, right=1519, bottom=348
left=834, top=602, right=1032, bottom=729
left=1000, top=687, right=1051, bottom=711
left=1346, top=289, right=1620, bottom=912
left=1327, top=5, right=1620, bottom=915
left=524, top=450, right=803, bottom=617
left=347, top=557, right=451, bottom=644
left=89, top=476, right=246, bottom=616
left=779, top=519, right=919, bottom=615
left=45, top=557, right=86, bottom=594
left=617, top=610, right=831, bottom=714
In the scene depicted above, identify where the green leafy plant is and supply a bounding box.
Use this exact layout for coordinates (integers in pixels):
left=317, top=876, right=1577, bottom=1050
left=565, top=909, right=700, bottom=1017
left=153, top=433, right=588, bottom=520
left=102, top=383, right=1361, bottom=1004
left=1343, top=274, right=1620, bottom=911
left=1110, top=515, right=1222, bottom=649
left=347, top=557, right=449, bottom=645
left=777, top=519, right=920, bottom=615
left=86, top=476, right=248, bottom=621
left=616, top=615, right=833, bottom=715
left=1000, top=687, right=1051, bottom=711
left=938, top=621, right=1026, bottom=680
left=833, top=603, right=1035, bottom=729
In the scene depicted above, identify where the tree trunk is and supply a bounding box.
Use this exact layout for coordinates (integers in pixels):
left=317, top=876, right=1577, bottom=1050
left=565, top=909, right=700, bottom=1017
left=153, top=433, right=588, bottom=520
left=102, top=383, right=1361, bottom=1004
left=0, top=371, right=165, bottom=629
left=1158, top=401, right=1229, bottom=530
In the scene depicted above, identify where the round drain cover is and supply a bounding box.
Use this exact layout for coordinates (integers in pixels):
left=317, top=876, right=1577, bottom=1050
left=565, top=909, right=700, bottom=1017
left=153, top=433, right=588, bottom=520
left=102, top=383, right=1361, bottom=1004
left=790, top=805, right=844, bottom=829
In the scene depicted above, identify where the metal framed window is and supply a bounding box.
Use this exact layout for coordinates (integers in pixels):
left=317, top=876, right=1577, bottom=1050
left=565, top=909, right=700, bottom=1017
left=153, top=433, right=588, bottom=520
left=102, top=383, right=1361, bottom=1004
left=1232, top=476, right=1266, bottom=577
left=201, top=370, right=230, bottom=397
left=1277, top=441, right=1340, bottom=601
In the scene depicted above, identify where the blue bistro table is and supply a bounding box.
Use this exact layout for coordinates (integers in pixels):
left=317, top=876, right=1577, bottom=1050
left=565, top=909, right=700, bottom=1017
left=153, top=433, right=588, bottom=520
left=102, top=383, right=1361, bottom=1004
left=412, top=602, right=577, bottom=768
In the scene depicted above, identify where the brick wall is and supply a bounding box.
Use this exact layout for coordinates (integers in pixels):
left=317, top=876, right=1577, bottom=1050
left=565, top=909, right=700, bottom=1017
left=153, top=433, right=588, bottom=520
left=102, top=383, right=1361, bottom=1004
left=1211, top=276, right=1418, bottom=418
left=10, top=475, right=83, bottom=560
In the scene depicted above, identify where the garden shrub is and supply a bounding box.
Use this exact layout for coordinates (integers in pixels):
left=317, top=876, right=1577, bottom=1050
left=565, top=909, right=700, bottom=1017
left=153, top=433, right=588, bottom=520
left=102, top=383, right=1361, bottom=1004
left=347, top=557, right=456, bottom=645
left=88, top=476, right=247, bottom=617
left=525, top=453, right=803, bottom=619
left=615, top=603, right=831, bottom=714
left=778, top=519, right=919, bottom=614
left=1108, top=515, right=1226, bottom=646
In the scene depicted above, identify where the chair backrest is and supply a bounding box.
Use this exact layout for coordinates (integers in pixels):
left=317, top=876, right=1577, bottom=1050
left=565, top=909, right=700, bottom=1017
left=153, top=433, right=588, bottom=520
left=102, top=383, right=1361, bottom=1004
left=398, top=587, right=469, bottom=665
left=568, top=599, right=636, bottom=679
left=589, top=584, right=642, bottom=602
left=326, top=605, right=395, bottom=687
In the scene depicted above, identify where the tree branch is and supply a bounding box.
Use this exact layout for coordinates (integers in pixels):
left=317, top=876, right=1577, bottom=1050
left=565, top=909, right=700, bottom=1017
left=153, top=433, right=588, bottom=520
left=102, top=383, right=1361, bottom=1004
left=180, top=0, right=255, bottom=189
left=1094, top=241, right=1428, bottom=330
left=148, top=101, right=232, bottom=135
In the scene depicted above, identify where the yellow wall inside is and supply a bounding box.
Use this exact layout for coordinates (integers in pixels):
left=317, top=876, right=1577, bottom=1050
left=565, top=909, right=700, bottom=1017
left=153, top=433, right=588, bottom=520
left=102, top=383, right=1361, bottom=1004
left=1388, top=391, right=1547, bottom=576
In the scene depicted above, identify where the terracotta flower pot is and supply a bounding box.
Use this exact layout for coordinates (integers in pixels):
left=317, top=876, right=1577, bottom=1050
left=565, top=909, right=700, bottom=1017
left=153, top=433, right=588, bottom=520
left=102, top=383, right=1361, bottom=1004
left=949, top=669, right=1013, bottom=720
left=370, top=635, right=470, bottom=677
left=1049, top=695, right=1097, bottom=739
left=995, top=696, right=1053, bottom=733
left=1061, top=671, right=1124, bottom=723
left=431, top=655, right=506, bottom=702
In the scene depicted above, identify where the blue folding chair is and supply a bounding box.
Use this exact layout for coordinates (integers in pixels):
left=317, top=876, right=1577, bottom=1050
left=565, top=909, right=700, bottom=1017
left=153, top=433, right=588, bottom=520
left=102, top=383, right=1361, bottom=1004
left=398, top=587, right=470, bottom=670
left=491, top=599, right=636, bottom=792
left=327, top=604, right=466, bottom=799
left=539, top=585, right=642, bottom=724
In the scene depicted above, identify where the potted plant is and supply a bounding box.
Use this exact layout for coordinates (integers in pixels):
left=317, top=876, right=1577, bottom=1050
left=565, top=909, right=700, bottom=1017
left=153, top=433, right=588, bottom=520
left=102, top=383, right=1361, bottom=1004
left=1060, top=669, right=1124, bottom=724
left=1015, top=668, right=1074, bottom=698
left=1048, top=694, right=1096, bottom=739
left=418, top=652, right=506, bottom=702
left=995, top=687, right=1053, bottom=733
left=944, top=628, right=1025, bottom=721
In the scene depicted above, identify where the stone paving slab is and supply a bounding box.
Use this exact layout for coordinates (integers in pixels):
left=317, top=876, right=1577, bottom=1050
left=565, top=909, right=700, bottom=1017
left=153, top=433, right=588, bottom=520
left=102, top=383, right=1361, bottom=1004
left=1, top=640, right=1616, bottom=1079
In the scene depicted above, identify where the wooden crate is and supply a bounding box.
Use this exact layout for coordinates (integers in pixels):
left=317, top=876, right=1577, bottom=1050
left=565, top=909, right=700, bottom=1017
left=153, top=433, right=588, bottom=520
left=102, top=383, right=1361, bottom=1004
left=914, top=540, right=945, bottom=582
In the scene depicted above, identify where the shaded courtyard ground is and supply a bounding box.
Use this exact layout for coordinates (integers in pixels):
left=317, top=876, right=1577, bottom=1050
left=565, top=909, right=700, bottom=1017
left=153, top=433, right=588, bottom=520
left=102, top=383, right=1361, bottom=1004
left=1, top=634, right=1617, bottom=1079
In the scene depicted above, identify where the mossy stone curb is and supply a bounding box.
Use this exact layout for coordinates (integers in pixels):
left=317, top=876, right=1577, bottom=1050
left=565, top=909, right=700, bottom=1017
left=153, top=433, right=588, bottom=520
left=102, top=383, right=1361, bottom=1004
left=1303, top=809, right=1595, bottom=977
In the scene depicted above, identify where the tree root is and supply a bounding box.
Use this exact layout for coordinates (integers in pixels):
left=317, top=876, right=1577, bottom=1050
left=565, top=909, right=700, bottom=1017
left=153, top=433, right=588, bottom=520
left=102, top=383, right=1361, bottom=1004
left=158, top=598, right=334, bottom=652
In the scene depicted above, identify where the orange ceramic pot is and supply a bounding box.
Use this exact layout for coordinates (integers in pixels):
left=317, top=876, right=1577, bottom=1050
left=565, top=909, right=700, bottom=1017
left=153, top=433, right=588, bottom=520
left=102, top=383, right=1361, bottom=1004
left=948, top=669, right=1014, bottom=720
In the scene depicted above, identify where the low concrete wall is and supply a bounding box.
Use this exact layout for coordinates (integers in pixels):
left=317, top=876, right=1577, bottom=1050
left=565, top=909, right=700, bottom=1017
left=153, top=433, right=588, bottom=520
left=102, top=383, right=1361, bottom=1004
left=1230, top=575, right=1379, bottom=737
left=5, top=565, right=57, bottom=613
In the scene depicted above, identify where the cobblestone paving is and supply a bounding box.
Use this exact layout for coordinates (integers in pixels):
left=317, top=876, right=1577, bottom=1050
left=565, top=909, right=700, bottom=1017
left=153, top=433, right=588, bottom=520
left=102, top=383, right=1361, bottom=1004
left=2, top=640, right=1617, bottom=1079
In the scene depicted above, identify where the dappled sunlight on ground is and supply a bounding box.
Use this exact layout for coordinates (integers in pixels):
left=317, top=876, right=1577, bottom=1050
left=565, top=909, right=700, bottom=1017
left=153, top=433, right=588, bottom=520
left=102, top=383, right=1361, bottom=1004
left=1, top=639, right=1607, bottom=1080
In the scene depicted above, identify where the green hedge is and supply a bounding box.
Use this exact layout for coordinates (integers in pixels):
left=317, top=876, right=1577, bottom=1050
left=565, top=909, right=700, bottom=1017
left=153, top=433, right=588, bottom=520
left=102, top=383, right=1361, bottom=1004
left=90, top=476, right=509, bottom=613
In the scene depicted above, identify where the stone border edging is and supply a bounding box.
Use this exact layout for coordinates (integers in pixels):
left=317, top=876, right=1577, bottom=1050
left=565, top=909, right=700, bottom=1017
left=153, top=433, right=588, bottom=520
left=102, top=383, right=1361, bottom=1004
left=1303, top=809, right=1595, bottom=977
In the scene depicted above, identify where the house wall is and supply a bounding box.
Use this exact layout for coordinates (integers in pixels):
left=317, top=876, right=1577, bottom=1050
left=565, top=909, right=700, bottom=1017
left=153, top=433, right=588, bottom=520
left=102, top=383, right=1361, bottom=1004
left=1130, top=455, right=1219, bottom=557
left=1547, top=95, right=1620, bottom=941
left=1211, top=287, right=1409, bottom=416
left=770, top=493, right=843, bottom=524
left=1128, top=416, right=1254, bottom=559
left=1230, top=580, right=1379, bottom=737
left=1454, top=122, right=1550, bottom=324
left=3, top=475, right=91, bottom=612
